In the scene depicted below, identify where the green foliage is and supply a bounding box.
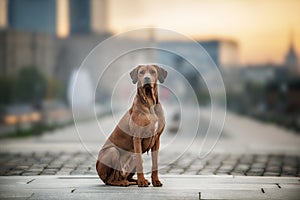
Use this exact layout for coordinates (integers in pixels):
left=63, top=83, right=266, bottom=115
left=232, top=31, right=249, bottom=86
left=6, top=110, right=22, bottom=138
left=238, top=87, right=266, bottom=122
left=14, top=66, right=47, bottom=103
left=0, top=75, right=14, bottom=105
left=46, top=77, right=66, bottom=100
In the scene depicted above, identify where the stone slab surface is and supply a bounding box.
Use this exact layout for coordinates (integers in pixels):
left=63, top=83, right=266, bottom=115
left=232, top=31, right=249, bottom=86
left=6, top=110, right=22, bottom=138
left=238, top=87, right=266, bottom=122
left=0, top=175, right=299, bottom=200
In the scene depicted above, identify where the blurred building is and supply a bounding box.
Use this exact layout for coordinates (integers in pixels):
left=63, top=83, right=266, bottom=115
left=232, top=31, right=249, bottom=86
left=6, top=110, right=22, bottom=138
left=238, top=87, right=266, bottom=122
left=241, top=65, right=277, bottom=85
left=7, top=0, right=57, bottom=35
left=69, top=0, right=91, bottom=34
left=284, top=31, right=299, bottom=76
left=0, top=0, right=110, bottom=79
left=0, top=30, right=56, bottom=77
left=200, top=39, right=239, bottom=68
left=69, top=0, right=109, bottom=35
left=158, top=39, right=239, bottom=69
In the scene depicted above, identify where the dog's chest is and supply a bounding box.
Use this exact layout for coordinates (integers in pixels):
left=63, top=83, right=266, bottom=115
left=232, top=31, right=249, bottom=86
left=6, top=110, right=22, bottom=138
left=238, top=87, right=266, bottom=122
left=142, top=134, right=157, bottom=152
left=141, top=113, right=158, bottom=152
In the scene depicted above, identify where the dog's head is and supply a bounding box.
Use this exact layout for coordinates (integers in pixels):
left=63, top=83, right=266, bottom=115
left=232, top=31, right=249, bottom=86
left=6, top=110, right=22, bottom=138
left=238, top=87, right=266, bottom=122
left=130, top=65, right=167, bottom=104
left=130, top=65, right=167, bottom=89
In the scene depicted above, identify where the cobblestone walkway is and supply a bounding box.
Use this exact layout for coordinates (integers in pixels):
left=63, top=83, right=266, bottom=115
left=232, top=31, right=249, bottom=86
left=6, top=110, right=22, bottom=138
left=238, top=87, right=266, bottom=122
left=1, top=152, right=299, bottom=177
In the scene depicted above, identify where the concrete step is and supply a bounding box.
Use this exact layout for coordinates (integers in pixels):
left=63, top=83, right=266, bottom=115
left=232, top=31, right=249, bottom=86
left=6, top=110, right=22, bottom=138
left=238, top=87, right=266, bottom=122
left=0, top=175, right=299, bottom=199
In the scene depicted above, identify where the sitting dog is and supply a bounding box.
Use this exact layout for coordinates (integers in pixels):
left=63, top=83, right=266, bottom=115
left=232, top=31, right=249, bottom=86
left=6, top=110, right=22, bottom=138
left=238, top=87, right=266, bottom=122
left=96, top=65, right=167, bottom=187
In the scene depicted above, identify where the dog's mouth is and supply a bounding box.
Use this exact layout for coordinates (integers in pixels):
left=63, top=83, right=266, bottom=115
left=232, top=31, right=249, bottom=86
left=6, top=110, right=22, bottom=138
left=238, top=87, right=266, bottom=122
left=143, top=83, right=152, bottom=94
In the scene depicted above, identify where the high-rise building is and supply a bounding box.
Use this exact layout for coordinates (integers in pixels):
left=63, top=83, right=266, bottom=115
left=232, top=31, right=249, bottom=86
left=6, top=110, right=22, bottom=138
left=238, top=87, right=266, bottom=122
left=6, top=0, right=109, bottom=36
left=1, top=0, right=110, bottom=77
left=69, top=0, right=91, bottom=34
left=69, top=0, right=109, bottom=35
left=8, top=0, right=57, bottom=35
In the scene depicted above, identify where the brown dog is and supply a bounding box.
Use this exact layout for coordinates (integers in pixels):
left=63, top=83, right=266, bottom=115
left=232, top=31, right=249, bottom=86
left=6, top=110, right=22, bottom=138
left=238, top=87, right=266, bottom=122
left=96, top=65, right=167, bottom=187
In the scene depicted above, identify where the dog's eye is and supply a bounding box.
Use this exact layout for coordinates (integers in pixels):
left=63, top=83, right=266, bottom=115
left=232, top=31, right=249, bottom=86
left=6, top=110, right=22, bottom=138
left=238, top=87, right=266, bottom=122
left=139, top=70, right=145, bottom=75
left=150, top=70, right=156, bottom=74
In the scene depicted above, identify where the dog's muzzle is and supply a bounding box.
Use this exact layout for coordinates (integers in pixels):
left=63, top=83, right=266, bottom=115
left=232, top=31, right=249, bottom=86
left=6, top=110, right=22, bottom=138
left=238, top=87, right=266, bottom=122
left=143, top=77, right=152, bottom=88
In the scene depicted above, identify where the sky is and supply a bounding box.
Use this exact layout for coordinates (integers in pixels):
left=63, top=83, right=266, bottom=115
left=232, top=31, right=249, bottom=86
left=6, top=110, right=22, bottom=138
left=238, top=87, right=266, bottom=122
left=0, top=0, right=299, bottom=66
left=108, top=0, right=300, bottom=65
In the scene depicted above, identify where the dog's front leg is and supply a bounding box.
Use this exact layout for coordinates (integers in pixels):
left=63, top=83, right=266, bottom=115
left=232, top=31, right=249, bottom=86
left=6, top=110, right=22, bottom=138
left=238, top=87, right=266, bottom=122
left=133, top=137, right=150, bottom=187
left=151, top=138, right=163, bottom=187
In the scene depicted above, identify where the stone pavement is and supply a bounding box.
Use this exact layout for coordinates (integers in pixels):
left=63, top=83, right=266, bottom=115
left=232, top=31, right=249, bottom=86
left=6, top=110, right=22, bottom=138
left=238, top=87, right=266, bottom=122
left=0, top=151, right=299, bottom=177
left=0, top=107, right=300, bottom=199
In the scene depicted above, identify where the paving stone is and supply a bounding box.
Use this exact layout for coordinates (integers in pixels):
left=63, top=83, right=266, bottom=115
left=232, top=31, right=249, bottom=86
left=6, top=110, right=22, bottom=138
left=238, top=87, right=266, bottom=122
left=246, top=171, right=264, bottom=176
left=84, top=171, right=97, bottom=175
left=230, top=172, right=245, bottom=176
left=22, top=172, right=41, bottom=176
left=263, top=172, right=280, bottom=176
left=222, top=160, right=237, bottom=165
left=159, top=167, right=170, bottom=174
left=6, top=170, right=24, bottom=175
left=56, top=171, right=72, bottom=175
left=255, top=155, right=268, bottom=163
left=198, top=171, right=215, bottom=175
left=219, top=164, right=234, bottom=171
left=0, top=152, right=299, bottom=177
left=40, top=171, right=56, bottom=175
left=215, top=171, right=230, bottom=175
left=15, top=165, right=30, bottom=170
left=46, top=164, right=62, bottom=169
left=182, top=170, right=197, bottom=175
left=70, top=170, right=86, bottom=175
left=188, top=164, right=204, bottom=171
left=235, top=164, right=249, bottom=170
left=63, top=164, right=78, bottom=168
left=168, top=168, right=184, bottom=174
left=265, top=166, right=281, bottom=173
left=198, top=169, right=215, bottom=175
left=251, top=163, right=266, bottom=169
left=204, top=164, right=220, bottom=170
left=239, top=158, right=254, bottom=164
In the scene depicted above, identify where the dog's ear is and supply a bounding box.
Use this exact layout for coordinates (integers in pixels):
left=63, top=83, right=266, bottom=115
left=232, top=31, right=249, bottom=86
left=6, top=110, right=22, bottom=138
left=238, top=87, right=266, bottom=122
left=155, top=65, right=168, bottom=83
left=130, top=66, right=140, bottom=84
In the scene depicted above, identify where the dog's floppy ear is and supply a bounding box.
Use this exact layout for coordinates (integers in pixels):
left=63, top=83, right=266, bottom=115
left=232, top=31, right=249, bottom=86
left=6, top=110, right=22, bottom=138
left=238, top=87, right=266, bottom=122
left=130, top=65, right=140, bottom=84
left=155, top=65, right=168, bottom=83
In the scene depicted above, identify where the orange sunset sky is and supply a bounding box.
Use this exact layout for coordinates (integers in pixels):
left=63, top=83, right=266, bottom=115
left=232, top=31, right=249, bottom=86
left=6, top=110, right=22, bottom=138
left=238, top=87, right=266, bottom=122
left=108, top=0, right=300, bottom=66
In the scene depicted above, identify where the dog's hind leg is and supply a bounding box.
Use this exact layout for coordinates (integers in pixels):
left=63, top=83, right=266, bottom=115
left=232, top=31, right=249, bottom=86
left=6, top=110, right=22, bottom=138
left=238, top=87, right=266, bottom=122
left=97, top=147, right=131, bottom=186
left=126, top=157, right=137, bottom=185
left=96, top=147, right=124, bottom=184
left=96, top=160, right=110, bottom=182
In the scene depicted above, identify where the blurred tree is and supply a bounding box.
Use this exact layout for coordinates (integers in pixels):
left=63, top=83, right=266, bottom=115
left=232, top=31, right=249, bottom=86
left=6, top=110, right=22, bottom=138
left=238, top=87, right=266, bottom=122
left=0, top=75, right=14, bottom=105
left=14, top=66, right=47, bottom=104
left=46, top=77, right=66, bottom=100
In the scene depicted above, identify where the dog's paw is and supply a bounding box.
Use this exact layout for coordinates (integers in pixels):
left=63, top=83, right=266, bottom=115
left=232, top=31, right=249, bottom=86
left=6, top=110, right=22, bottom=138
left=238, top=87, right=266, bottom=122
left=152, top=179, right=163, bottom=187
left=137, top=178, right=150, bottom=187
left=106, top=180, right=130, bottom=187
left=128, top=178, right=138, bottom=185
left=120, top=180, right=130, bottom=187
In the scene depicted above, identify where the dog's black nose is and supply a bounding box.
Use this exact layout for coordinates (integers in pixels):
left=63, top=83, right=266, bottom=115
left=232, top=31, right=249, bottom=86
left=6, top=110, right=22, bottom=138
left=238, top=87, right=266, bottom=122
left=143, top=77, right=151, bottom=87
left=144, top=77, right=151, bottom=82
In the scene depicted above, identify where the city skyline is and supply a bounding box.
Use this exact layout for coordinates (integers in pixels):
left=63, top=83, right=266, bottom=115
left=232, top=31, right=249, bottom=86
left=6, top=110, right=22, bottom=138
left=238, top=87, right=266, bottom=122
left=0, top=0, right=299, bottom=66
